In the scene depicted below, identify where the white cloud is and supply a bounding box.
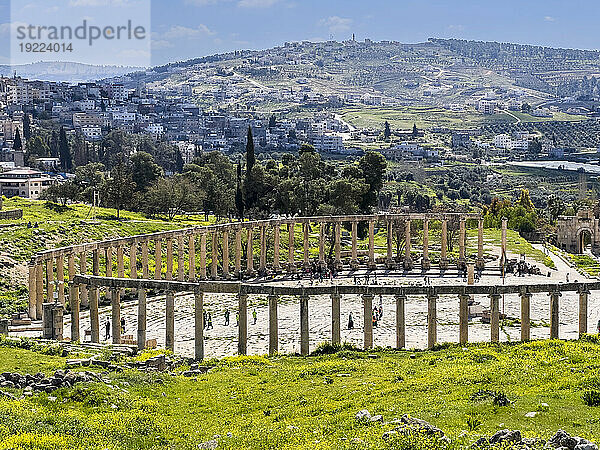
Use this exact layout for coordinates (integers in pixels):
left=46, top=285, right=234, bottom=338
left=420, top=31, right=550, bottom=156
left=0, top=21, right=28, bottom=37
left=152, top=39, right=174, bottom=49
left=448, top=24, right=465, bottom=32
left=544, top=16, right=556, bottom=22
left=69, top=0, right=137, bottom=6
left=185, top=0, right=280, bottom=7
left=319, top=16, right=353, bottom=34
left=161, top=24, right=215, bottom=39
left=238, top=0, right=278, bottom=7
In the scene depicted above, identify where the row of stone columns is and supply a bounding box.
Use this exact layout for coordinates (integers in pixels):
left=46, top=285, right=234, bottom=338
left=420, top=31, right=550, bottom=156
left=30, top=216, right=493, bottom=321
left=61, top=281, right=588, bottom=358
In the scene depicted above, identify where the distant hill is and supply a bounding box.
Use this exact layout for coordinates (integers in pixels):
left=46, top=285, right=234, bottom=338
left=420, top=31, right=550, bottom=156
left=0, top=61, right=144, bottom=83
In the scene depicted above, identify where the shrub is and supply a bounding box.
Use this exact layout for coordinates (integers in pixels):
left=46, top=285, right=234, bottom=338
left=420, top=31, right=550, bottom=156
left=583, top=390, right=600, bottom=407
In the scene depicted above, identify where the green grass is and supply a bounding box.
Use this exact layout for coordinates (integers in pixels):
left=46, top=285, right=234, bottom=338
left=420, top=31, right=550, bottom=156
left=1, top=339, right=600, bottom=448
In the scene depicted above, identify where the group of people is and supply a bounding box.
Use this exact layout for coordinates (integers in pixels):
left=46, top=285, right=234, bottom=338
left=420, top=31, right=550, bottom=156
left=104, top=317, right=126, bottom=341
left=347, top=296, right=385, bottom=330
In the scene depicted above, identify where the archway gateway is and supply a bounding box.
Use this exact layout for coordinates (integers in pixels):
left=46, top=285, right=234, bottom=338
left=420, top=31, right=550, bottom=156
left=557, top=209, right=600, bottom=255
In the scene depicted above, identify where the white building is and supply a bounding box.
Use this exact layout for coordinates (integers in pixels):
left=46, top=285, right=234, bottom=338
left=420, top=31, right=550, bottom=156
left=478, top=99, right=497, bottom=115
left=313, top=134, right=344, bottom=153
left=0, top=168, right=55, bottom=199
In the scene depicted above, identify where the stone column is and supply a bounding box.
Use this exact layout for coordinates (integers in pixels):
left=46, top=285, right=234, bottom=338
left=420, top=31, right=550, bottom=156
left=459, top=293, right=469, bottom=345
left=319, top=223, right=326, bottom=269
left=92, top=249, right=100, bottom=277
left=363, top=293, right=374, bottom=349
left=130, top=241, right=137, bottom=279
left=211, top=231, right=219, bottom=279
left=350, top=221, right=359, bottom=269
left=288, top=222, right=295, bottom=272
left=154, top=239, right=162, bottom=280
left=67, top=254, right=75, bottom=294
left=200, top=232, right=207, bottom=279
left=422, top=218, right=430, bottom=271
left=70, top=283, right=80, bottom=342
left=260, top=226, right=267, bottom=272
left=579, top=288, right=589, bottom=337
left=303, top=222, right=310, bottom=269
left=246, top=227, right=254, bottom=276
left=386, top=220, right=394, bottom=268
left=368, top=220, right=376, bottom=269
left=194, top=291, right=204, bottom=360
left=56, top=255, right=65, bottom=306
left=137, top=287, right=146, bottom=351
left=177, top=235, right=185, bottom=281
left=117, top=246, right=124, bottom=279
left=427, top=293, right=438, bottom=349
left=395, top=294, right=406, bottom=349
left=165, top=291, right=175, bottom=352
left=238, top=293, right=247, bottom=355
left=46, top=258, right=54, bottom=304
left=440, top=219, right=448, bottom=270
left=105, top=247, right=112, bottom=278
left=89, top=286, right=99, bottom=343
left=300, top=295, right=309, bottom=355
left=268, top=294, right=278, bottom=356
left=273, top=224, right=281, bottom=272
left=36, top=263, right=43, bottom=319
left=334, top=222, right=342, bottom=270
left=141, top=241, right=149, bottom=278
left=500, top=217, right=508, bottom=268
left=520, top=291, right=531, bottom=341
left=111, top=288, right=121, bottom=344
left=549, top=290, right=561, bottom=339
left=404, top=219, right=413, bottom=270
left=235, top=228, right=242, bottom=277
left=28, top=265, right=36, bottom=319
left=476, top=218, right=485, bottom=270
left=166, top=238, right=173, bottom=281
left=78, top=252, right=88, bottom=309
left=222, top=230, right=229, bottom=278
left=458, top=218, right=466, bottom=269
left=188, top=235, right=196, bottom=281
left=490, top=293, right=501, bottom=342
left=331, top=293, right=341, bottom=345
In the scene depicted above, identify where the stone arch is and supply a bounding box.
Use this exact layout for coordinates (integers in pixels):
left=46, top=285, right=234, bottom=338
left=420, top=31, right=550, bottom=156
left=577, top=227, right=594, bottom=254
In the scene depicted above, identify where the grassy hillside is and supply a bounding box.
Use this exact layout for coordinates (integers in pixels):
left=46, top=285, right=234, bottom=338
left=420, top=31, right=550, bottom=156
left=0, top=338, right=599, bottom=449
left=0, top=198, right=208, bottom=317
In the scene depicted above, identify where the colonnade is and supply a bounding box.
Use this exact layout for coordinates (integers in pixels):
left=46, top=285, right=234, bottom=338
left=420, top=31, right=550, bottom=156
left=70, top=276, right=592, bottom=359
left=29, top=213, right=499, bottom=322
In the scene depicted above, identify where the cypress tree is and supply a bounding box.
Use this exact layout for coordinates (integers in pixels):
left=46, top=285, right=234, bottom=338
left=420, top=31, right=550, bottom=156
left=22, top=113, right=31, bottom=140
left=235, top=162, right=244, bottom=220
left=246, top=126, right=255, bottom=173
left=12, top=129, right=22, bottom=151
left=58, top=127, right=72, bottom=171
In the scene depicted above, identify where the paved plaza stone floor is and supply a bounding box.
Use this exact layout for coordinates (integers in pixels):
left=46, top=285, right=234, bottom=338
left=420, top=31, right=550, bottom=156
left=54, top=243, right=600, bottom=359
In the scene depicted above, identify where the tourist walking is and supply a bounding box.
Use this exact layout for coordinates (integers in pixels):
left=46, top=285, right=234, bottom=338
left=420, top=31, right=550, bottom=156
left=224, top=309, right=230, bottom=326
left=207, top=312, right=213, bottom=330
left=236, top=312, right=239, bottom=327
left=348, top=312, right=354, bottom=330
left=204, top=311, right=208, bottom=329
left=120, top=317, right=125, bottom=334
left=252, top=309, right=257, bottom=325
left=105, top=320, right=110, bottom=341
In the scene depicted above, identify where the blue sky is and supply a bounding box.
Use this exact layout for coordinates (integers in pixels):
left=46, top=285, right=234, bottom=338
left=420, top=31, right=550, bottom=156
left=1, top=0, right=600, bottom=67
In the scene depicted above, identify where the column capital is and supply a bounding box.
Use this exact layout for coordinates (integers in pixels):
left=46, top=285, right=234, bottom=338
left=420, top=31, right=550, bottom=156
left=548, top=290, right=562, bottom=298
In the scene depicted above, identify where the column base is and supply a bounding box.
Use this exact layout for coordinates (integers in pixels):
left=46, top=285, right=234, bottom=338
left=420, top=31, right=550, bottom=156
left=245, top=269, right=255, bottom=277
left=287, top=263, right=296, bottom=273
left=476, top=258, right=485, bottom=270
left=368, top=261, right=377, bottom=270
left=350, top=259, right=359, bottom=269
left=403, top=258, right=414, bottom=271
left=458, top=258, right=466, bottom=270
left=385, top=258, right=396, bottom=269
left=422, top=258, right=431, bottom=271
left=334, top=261, right=343, bottom=271
left=439, top=259, right=449, bottom=270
